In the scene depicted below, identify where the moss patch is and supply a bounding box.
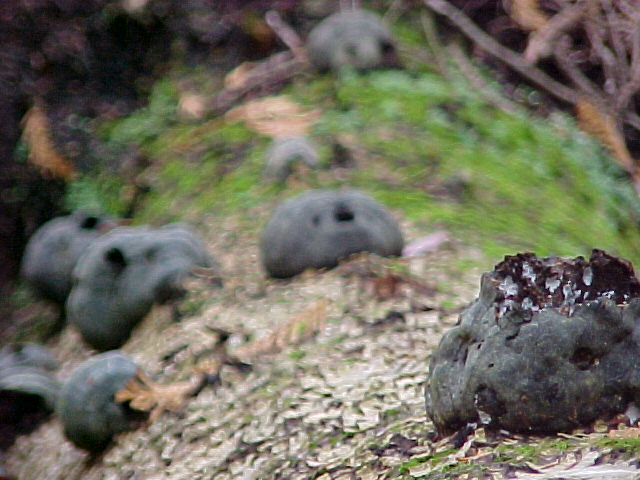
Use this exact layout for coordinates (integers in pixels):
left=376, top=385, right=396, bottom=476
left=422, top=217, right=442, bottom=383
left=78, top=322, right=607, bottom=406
left=66, top=27, right=640, bottom=265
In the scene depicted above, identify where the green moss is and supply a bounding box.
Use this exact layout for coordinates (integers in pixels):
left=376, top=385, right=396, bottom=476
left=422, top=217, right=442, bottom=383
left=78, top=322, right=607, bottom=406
left=597, top=436, right=640, bottom=455
left=398, top=447, right=456, bottom=474
left=495, top=443, right=540, bottom=463
left=64, top=173, right=127, bottom=216
left=398, top=455, right=431, bottom=474
left=70, top=23, right=640, bottom=268
left=287, top=349, right=306, bottom=361
left=101, top=79, right=179, bottom=148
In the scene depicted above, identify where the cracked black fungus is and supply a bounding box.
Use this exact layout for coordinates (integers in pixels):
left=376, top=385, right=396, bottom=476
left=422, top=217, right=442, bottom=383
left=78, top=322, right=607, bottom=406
left=492, top=249, right=640, bottom=317
left=425, top=249, right=640, bottom=434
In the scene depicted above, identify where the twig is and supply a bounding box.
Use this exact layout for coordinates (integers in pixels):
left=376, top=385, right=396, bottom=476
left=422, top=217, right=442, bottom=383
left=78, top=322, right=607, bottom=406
left=583, top=1, right=618, bottom=87
left=624, top=111, right=640, bottom=132
left=448, top=42, right=520, bottom=114
left=602, top=0, right=628, bottom=77
left=553, top=35, right=603, bottom=99
left=209, top=12, right=313, bottom=115
left=419, top=10, right=451, bottom=77
left=209, top=52, right=309, bottom=114
left=616, top=24, right=640, bottom=111
left=264, top=10, right=308, bottom=62
left=523, top=2, right=585, bottom=64
left=422, top=0, right=579, bottom=105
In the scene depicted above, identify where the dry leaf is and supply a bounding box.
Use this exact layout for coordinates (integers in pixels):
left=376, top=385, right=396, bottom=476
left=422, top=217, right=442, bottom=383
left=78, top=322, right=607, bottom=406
left=232, top=299, right=329, bottom=361
left=339, top=253, right=436, bottom=300
left=224, top=62, right=258, bottom=90
left=509, top=0, right=548, bottom=32
left=178, top=93, right=208, bottom=120
left=372, top=274, right=402, bottom=300
left=21, top=104, right=76, bottom=180
left=225, top=95, right=321, bottom=138
left=576, top=98, right=635, bottom=173
left=115, top=369, right=204, bottom=422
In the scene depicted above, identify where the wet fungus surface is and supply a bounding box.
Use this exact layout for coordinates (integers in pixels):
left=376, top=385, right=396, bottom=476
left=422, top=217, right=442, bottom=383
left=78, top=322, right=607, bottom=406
left=425, top=249, right=640, bottom=434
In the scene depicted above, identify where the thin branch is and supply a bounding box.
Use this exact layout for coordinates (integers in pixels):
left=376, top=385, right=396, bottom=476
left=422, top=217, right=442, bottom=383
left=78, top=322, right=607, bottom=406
left=624, top=111, right=640, bottom=132
left=264, top=10, right=308, bottom=62
left=419, top=10, right=451, bottom=77
left=553, top=35, right=603, bottom=100
left=449, top=42, right=520, bottom=114
left=209, top=52, right=309, bottom=114
left=616, top=25, right=640, bottom=111
left=583, top=0, right=619, bottom=89
left=523, top=2, right=585, bottom=64
left=422, top=0, right=579, bottom=105
left=602, top=0, right=628, bottom=77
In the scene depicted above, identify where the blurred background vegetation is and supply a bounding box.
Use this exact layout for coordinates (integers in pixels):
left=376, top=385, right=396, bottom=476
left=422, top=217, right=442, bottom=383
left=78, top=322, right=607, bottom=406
left=3, top=0, right=640, bottom=320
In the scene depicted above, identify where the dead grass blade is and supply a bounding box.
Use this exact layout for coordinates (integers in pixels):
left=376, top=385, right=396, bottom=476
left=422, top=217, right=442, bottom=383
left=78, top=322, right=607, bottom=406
left=21, top=104, right=76, bottom=180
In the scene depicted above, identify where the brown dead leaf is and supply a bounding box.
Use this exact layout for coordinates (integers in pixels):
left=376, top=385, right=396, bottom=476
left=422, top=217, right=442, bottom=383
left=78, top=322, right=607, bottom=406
left=372, top=274, right=402, bottom=300
left=339, top=253, right=436, bottom=301
left=576, top=98, right=636, bottom=174
left=21, top=104, right=76, bottom=180
left=225, top=95, right=321, bottom=138
left=224, top=62, right=258, bottom=90
left=115, top=369, right=205, bottom=422
left=178, top=93, right=208, bottom=120
left=509, top=0, right=548, bottom=32
left=232, top=299, right=329, bottom=361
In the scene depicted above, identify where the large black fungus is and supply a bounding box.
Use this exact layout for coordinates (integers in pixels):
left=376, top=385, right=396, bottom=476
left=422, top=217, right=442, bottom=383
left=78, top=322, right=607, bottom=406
left=260, top=189, right=404, bottom=278
left=0, top=344, right=60, bottom=450
left=425, top=249, right=640, bottom=434
left=20, top=211, right=119, bottom=306
left=67, top=224, right=216, bottom=351
left=57, top=351, right=143, bottom=452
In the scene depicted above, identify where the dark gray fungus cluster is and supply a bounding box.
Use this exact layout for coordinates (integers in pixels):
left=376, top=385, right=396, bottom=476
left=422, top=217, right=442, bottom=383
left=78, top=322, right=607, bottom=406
left=57, top=351, right=142, bottom=451
left=67, top=223, right=215, bottom=351
left=306, top=9, right=400, bottom=72
left=0, top=343, right=60, bottom=450
left=263, top=136, right=319, bottom=182
left=260, top=190, right=403, bottom=278
left=20, top=211, right=118, bottom=306
left=425, top=249, right=640, bottom=434
left=0, top=343, right=59, bottom=411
